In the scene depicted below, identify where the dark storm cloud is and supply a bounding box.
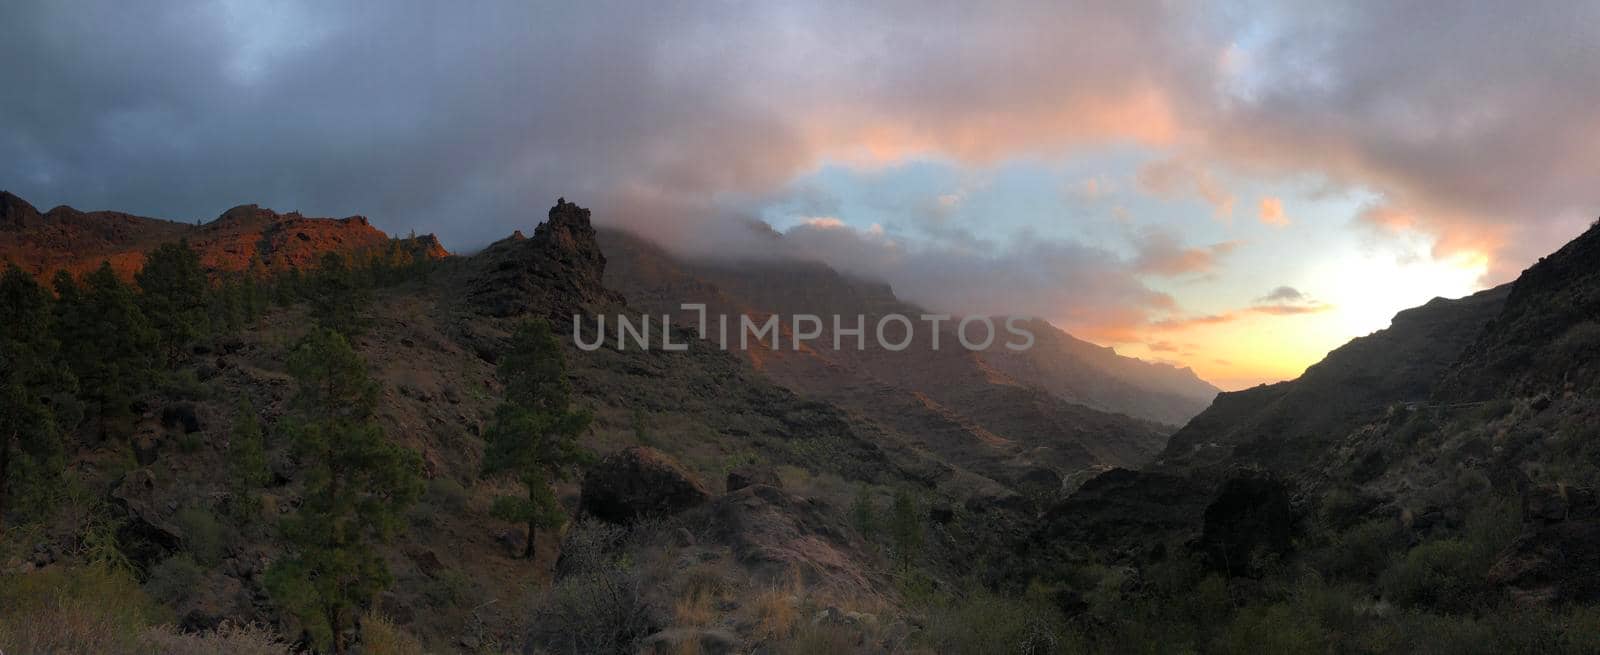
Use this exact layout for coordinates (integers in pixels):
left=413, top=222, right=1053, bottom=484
left=0, top=0, right=1200, bottom=253
left=5, top=0, right=1600, bottom=332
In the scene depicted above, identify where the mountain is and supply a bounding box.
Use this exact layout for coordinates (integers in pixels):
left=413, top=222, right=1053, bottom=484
left=980, top=318, right=1218, bottom=426
left=0, top=191, right=448, bottom=281
left=1015, top=217, right=1600, bottom=650
left=599, top=227, right=1205, bottom=492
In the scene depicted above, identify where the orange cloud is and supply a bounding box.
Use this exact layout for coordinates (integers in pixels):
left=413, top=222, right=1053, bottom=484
left=1258, top=196, right=1289, bottom=226
left=1137, top=157, right=1235, bottom=219
left=1134, top=235, right=1242, bottom=277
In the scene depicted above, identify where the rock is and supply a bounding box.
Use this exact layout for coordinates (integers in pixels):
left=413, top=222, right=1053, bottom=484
left=711, top=484, right=871, bottom=592
left=726, top=465, right=782, bottom=493
left=580, top=446, right=711, bottom=523
left=160, top=403, right=202, bottom=434
left=1490, top=517, right=1600, bottom=605
left=1196, top=470, right=1298, bottom=577
left=640, top=628, right=738, bottom=655
left=407, top=549, right=445, bottom=578
left=465, top=198, right=623, bottom=321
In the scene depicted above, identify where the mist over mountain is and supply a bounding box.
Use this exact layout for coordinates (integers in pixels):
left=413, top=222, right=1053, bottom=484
left=7, top=193, right=1600, bottom=653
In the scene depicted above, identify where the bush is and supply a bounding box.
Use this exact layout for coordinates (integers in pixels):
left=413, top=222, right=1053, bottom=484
left=1214, top=602, right=1324, bottom=655
left=919, top=587, right=1065, bottom=655
left=0, top=565, right=167, bottom=653
left=527, top=566, right=656, bottom=654
left=1316, top=517, right=1406, bottom=581
left=1380, top=539, right=1482, bottom=610
left=139, top=622, right=291, bottom=655
left=172, top=506, right=230, bottom=566
left=527, top=519, right=657, bottom=654
left=144, top=554, right=205, bottom=605
left=358, top=612, right=426, bottom=655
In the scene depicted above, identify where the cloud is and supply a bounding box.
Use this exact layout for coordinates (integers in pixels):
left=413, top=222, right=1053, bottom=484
left=1132, top=231, right=1242, bottom=277
left=0, top=1, right=1213, bottom=254
left=1258, top=196, right=1290, bottom=226
left=1197, top=2, right=1600, bottom=281
left=1149, top=286, right=1331, bottom=330
left=3, top=0, right=1598, bottom=335
left=1136, top=158, right=1236, bottom=219
left=757, top=219, right=1178, bottom=343
left=1257, top=286, right=1305, bottom=303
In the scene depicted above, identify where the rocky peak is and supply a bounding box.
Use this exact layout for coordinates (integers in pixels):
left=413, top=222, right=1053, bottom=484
left=1, top=191, right=44, bottom=230
left=464, top=198, right=622, bottom=320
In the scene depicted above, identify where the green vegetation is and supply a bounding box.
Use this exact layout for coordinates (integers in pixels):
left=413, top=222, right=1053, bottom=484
left=265, top=328, right=423, bottom=654
left=227, top=401, right=270, bottom=523
left=0, top=264, right=67, bottom=535
left=54, top=263, right=157, bottom=437
left=306, top=252, right=372, bottom=335
left=482, top=319, right=595, bottom=559
left=137, top=240, right=211, bottom=362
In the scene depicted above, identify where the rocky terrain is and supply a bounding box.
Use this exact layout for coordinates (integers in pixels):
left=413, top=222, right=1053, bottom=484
left=0, top=191, right=448, bottom=281
left=9, top=189, right=1600, bottom=653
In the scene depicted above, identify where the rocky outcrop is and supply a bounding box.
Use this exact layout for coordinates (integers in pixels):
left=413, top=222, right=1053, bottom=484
left=0, top=192, right=448, bottom=281
left=467, top=198, right=622, bottom=320
left=580, top=446, right=711, bottom=523
left=711, top=484, right=872, bottom=592
left=1489, top=485, right=1600, bottom=606
left=1195, top=470, right=1298, bottom=576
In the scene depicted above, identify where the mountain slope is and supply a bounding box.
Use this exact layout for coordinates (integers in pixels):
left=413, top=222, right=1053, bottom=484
left=599, top=227, right=1182, bottom=492
left=0, top=191, right=448, bottom=280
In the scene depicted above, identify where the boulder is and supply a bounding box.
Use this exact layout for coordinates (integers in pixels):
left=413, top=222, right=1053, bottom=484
left=581, top=446, right=710, bottom=523
left=1196, top=470, right=1298, bottom=576
left=1489, top=518, right=1600, bottom=605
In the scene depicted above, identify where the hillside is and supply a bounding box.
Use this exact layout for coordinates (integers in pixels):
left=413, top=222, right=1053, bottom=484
left=0, top=191, right=448, bottom=281
left=11, top=192, right=1600, bottom=653
left=1013, top=217, right=1600, bottom=651
left=600, top=228, right=1202, bottom=490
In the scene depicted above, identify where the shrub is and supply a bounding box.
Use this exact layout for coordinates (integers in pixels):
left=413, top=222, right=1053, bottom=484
left=1213, top=602, right=1325, bottom=655
left=527, top=519, right=657, bottom=654
left=526, top=565, right=656, bottom=654
left=139, top=622, right=291, bottom=655
left=1380, top=539, right=1481, bottom=611
left=144, top=554, right=205, bottom=605
left=0, top=565, right=167, bottom=653
left=359, top=612, right=427, bottom=655
left=919, top=588, right=1065, bottom=655
left=1317, top=517, right=1406, bottom=581
left=172, top=505, right=229, bottom=566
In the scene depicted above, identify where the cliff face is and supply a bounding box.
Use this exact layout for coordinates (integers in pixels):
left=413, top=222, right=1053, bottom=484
left=463, top=198, right=623, bottom=322
left=0, top=191, right=448, bottom=281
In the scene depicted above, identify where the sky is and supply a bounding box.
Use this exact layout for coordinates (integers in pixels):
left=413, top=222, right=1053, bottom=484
left=4, top=1, right=1599, bottom=390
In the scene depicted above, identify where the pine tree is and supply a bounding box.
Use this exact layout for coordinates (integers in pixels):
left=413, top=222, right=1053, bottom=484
left=482, top=319, right=594, bottom=559
left=308, top=252, right=371, bottom=335
left=0, top=265, right=65, bottom=534
left=55, top=263, right=156, bottom=437
left=226, top=400, right=269, bottom=523
left=137, top=240, right=210, bottom=360
left=265, top=329, right=421, bottom=654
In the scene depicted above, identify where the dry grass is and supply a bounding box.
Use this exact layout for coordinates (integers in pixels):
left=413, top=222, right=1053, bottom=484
left=360, top=611, right=427, bottom=655
left=140, top=623, right=291, bottom=655
left=674, top=588, right=717, bottom=628
left=0, top=566, right=163, bottom=654
left=752, top=572, right=806, bottom=641
left=673, top=564, right=729, bottom=628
